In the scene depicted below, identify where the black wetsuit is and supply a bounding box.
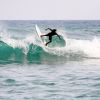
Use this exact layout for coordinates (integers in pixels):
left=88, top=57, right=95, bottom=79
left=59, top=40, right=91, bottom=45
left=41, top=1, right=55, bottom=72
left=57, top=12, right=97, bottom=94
left=41, top=28, right=61, bottom=46
left=46, top=30, right=58, bottom=41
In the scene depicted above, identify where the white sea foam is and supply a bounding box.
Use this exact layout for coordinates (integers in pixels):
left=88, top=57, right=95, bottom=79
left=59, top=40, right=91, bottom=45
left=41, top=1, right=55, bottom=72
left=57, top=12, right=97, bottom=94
left=43, top=34, right=100, bottom=58
left=1, top=31, right=100, bottom=58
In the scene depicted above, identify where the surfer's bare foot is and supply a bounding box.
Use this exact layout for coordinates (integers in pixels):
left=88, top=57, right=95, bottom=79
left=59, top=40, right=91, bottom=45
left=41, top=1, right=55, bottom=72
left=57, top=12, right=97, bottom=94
left=40, top=35, right=43, bottom=37
left=45, top=43, right=47, bottom=46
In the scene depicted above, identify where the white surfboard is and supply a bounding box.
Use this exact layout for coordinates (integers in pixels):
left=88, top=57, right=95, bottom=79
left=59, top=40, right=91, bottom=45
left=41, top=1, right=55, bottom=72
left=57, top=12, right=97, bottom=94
left=35, top=25, right=66, bottom=47
left=35, top=25, right=46, bottom=46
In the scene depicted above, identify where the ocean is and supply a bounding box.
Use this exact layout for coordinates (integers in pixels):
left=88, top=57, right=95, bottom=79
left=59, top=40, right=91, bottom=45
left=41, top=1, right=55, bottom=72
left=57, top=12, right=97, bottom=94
left=0, top=20, right=100, bottom=100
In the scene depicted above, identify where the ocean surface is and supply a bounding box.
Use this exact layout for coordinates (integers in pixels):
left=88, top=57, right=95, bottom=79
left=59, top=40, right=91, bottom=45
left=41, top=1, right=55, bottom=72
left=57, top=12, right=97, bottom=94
left=0, top=20, right=100, bottom=100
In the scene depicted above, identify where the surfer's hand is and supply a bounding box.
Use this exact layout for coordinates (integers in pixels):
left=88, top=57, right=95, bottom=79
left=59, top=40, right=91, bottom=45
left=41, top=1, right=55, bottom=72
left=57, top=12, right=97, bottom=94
left=59, top=37, right=61, bottom=40
left=57, top=34, right=61, bottom=40
left=59, top=36, right=61, bottom=39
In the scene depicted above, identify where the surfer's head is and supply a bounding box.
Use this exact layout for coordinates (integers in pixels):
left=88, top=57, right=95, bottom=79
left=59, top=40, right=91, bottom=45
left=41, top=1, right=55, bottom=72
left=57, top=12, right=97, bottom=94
left=53, top=29, right=57, bottom=31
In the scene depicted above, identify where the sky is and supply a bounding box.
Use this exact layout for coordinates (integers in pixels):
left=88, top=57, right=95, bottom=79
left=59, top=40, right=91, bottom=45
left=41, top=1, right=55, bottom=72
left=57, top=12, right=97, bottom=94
left=0, top=0, right=100, bottom=20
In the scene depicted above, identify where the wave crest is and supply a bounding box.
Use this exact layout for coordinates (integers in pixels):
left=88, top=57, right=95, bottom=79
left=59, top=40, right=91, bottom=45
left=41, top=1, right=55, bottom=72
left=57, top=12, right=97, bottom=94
left=0, top=31, right=100, bottom=64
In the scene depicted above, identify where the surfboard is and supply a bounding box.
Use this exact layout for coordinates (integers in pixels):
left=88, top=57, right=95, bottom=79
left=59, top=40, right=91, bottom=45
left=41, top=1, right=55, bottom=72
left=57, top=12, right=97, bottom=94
left=35, top=25, right=66, bottom=47
left=35, top=25, right=46, bottom=46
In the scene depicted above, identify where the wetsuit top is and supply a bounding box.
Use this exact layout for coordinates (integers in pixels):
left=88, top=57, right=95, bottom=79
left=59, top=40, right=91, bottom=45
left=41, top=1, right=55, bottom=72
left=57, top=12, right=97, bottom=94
left=48, top=30, right=57, bottom=36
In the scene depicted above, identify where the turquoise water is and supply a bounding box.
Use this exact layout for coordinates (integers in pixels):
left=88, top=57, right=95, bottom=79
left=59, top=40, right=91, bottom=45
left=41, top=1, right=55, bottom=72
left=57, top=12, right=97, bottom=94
left=0, top=20, right=100, bottom=100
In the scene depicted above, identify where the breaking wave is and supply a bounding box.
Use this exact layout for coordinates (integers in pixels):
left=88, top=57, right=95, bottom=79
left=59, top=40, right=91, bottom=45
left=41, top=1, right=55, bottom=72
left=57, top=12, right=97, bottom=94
left=0, top=31, right=100, bottom=64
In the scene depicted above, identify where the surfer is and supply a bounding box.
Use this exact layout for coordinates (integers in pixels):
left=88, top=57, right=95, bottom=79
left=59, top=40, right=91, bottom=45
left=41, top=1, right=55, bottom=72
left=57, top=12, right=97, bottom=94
left=41, top=28, right=61, bottom=46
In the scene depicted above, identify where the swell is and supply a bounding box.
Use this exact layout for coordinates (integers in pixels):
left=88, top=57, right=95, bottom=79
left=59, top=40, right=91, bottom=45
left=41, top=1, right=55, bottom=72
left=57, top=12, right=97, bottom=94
left=1, top=31, right=100, bottom=64
left=0, top=41, right=25, bottom=64
left=0, top=41, right=83, bottom=64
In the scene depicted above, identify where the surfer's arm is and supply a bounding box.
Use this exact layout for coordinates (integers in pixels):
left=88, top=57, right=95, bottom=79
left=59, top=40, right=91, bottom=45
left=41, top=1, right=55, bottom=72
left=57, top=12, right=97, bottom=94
left=45, top=28, right=53, bottom=31
left=56, top=33, right=61, bottom=39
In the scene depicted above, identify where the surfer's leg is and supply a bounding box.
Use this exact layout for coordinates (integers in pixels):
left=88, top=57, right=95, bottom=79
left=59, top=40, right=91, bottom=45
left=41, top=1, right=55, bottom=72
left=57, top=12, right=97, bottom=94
left=45, top=36, right=52, bottom=46
left=40, top=35, right=45, bottom=37
left=41, top=33, right=50, bottom=37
